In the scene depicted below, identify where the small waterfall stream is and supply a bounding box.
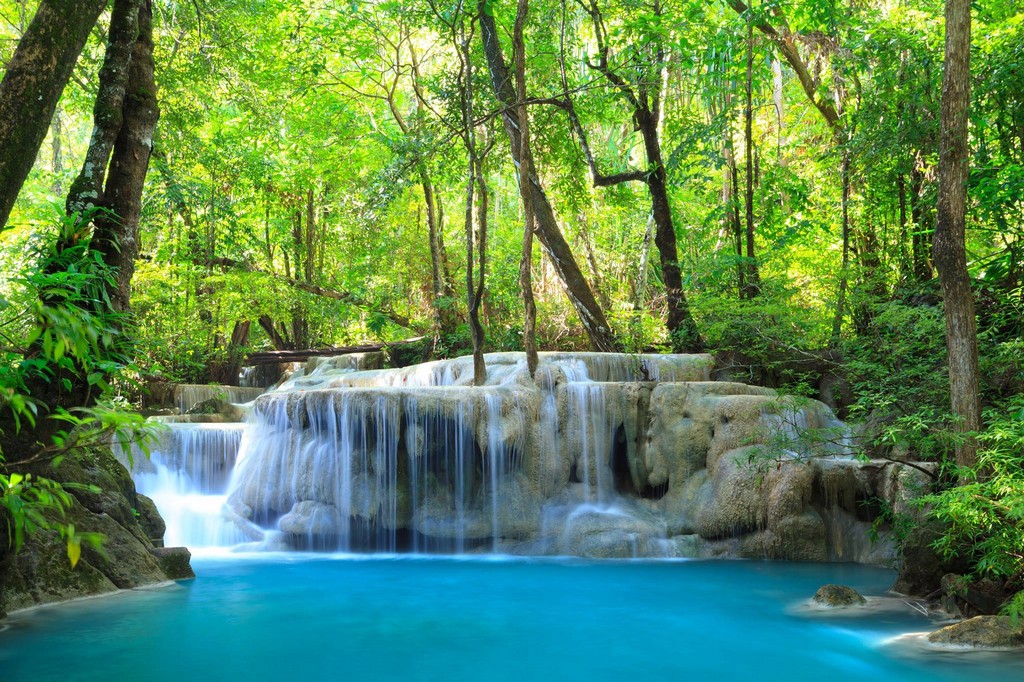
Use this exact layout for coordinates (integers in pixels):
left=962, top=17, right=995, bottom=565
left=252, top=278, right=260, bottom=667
left=130, top=423, right=249, bottom=548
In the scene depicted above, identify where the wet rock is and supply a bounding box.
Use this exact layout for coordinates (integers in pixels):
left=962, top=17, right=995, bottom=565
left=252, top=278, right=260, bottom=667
left=185, top=399, right=245, bottom=421
left=135, top=494, right=166, bottom=546
left=0, top=444, right=183, bottom=614
left=279, top=500, right=343, bottom=537
left=893, top=523, right=971, bottom=596
left=150, top=547, right=195, bottom=580
left=940, top=574, right=1009, bottom=618
left=813, top=584, right=867, bottom=607
left=927, top=616, right=1024, bottom=649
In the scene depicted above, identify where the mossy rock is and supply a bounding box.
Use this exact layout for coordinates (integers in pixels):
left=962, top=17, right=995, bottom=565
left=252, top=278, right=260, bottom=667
left=186, top=399, right=244, bottom=421
left=927, top=616, right=1024, bottom=649
left=149, top=547, right=195, bottom=580
left=135, top=494, right=166, bottom=545
left=813, top=584, right=867, bottom=607
left=43, top=444, right=139, bottom=529
left=1, top=442, right=179, bottom=614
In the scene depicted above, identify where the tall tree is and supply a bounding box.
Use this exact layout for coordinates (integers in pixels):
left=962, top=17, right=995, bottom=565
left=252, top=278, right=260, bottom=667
left=725, top=0, right=852, bottom=342
left=513, top=0, right=539, bottom=376
left=478, top=1, right=619, bottom=353
left=933, top=0, right=980, bottom=469
left=565, top=0, right=704, bottom=351
left=0, top=0, right=108, bottom=229
left=742, top=10, right=760, bottom=298
left=93, top=0, right=159, bottom=313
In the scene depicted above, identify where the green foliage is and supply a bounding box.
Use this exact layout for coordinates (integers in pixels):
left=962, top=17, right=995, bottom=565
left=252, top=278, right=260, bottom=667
left=842, top=301, right=953, bottom=460
left=0, top=209, right=158, bottom=566
left=921, top=395, right=1024, bottom=619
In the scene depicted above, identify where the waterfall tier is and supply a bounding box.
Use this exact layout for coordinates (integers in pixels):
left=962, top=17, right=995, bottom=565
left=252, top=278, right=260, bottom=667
left=130, top=352, right=925, bottom=561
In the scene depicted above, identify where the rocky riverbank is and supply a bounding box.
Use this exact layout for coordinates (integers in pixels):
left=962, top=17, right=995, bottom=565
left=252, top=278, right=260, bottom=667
left=0, top=444, right=192, bottom=619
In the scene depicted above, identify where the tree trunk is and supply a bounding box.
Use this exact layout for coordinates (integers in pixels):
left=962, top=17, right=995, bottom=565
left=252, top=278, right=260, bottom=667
left=568, top=0, right=701, bottom=352
left=66, top=0, right=143, bottom=221
left=910, top=166, right=933, bottom=282
left=897, top=173, right=910, bottom=276
left=742, top=16, right=760, bottom=299
left=92, top=0, right=159, bottom=313
left=636, top=108, right=704, bottom=352
left=933, top=0, right=980, bottom=470
left=210, top=320, right=251, bottom=385
left=513, top=0, right=538, bottom=376
left=51, top=108, right=63, bottom=194
left=422, top=170, right=459, bottom=338
left=460, top=20, right=487, bottom=386
left=831, top=152, right=852, bottom=342
left=258, top=315, right=290, bottom=351
left=724, top=128, right=745, bottom=297
left=0, top=0, right=108, bottom=229
left=471, top=151, right=490, bottom=384
left=479, top=5, right=618, bottom=353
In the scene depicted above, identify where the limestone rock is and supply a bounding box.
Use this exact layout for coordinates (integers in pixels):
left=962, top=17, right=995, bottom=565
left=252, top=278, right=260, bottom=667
left=927, top=616, right=1024, bottom=649
left=940, top=574, right=1009, bottom=618
left=279, top=500, right=344, bottom=537
left=894, top=523, right=971, bottom=596
left=813, top=584, right=867, bottom=607
left=185, top=398, right=245, bottom=421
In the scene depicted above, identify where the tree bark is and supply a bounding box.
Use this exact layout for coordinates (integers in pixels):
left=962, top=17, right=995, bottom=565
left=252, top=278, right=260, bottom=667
left=479, top=4, right=618, bottom=353
left=742, top=15, right=760, bottom=298
left=568, top=0, right=703, bottom=351
left=933, top=0, right=980, bottom=470
left=636, top=108, right=704, bottom=351
left=92, top=0, right=159, bottom=313
left=513, top=0, right=538, bottom=377
left=831, top=152, right=851, bottom=342
left=66, top=0, right=143, bottom=220
left=0, top=0, right=108, bottom=230
left=460, top=17, right=487, bottom=386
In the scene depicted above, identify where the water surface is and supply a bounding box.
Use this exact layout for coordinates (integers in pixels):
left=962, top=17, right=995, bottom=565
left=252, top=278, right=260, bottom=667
left=2, top=556, right=1020, bottom=681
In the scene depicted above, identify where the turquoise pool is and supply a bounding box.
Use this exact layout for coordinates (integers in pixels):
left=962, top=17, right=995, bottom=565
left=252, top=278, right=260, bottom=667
left=2, top=556, right=1020, bottom=681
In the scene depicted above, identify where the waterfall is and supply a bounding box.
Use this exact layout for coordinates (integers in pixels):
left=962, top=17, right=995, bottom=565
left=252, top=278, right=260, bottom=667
left=130, top=423, right=249, bottom=548
left=127, top=351, right=895, bottom=563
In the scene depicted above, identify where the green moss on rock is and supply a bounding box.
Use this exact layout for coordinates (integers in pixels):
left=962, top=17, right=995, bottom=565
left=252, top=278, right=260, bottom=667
left=813, top=584, right=867, bottom=607
left=927, top=616, right=1024, bottom=649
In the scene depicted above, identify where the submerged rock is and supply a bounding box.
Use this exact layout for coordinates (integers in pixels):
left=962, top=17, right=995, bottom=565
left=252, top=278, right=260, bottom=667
left=927, top=616, right=1024, bottom=649
left=813, top=584, right=867, bottom=607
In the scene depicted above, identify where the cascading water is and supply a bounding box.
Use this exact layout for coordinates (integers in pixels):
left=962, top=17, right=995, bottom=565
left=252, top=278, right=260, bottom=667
left=129, top=423, right=249, bottom=548
left=129, top=352, right=909, bottom=563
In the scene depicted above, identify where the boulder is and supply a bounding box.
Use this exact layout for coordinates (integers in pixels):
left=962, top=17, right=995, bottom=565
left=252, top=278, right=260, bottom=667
left=940, top=574, right=1009, bottom=618
left=150, top=547, right=195, bottom=580
left=927, top=616, right=1024, bottom=649
left=0, top=444, right=189, bottom=615
left=813, top=584, right=867, bottom=607
left=893, top=523, right=971, bottom=596
left=279, top=500, right=344, bottom=537
left=185, top=399, right=245, bottom=421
